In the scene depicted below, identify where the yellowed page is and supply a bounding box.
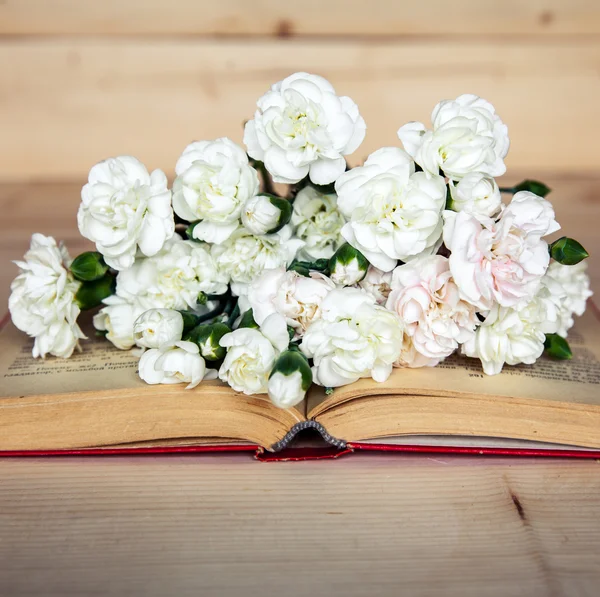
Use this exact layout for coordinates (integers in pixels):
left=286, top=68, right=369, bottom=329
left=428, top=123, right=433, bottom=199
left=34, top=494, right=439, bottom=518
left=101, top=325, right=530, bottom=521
left=0, top=317, right=307, bottom=450
left=308, top=306, right=600, bottom=419
left=0, top=317, right=141, bottom=397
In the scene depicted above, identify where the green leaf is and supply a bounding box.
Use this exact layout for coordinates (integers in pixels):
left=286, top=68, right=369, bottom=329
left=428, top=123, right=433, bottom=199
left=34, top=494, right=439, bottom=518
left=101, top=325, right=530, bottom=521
left=238, top=308, right=259, bottom=329
left=179, top=311, right=201, bottom=334
left=185, top=221, right=202, bottom=241
left=287, top=262, right=311, bottom=277
left=445, top=184, right=454, bottom=210
left=549, top=237, right=589, bottom=265
left=70, top=252, right=108, bottom=282
left=512, top=179, right=552, bottom=198
left=75, top=274, right=116, bottom=310
left=544, top=334, right=573, bottom=360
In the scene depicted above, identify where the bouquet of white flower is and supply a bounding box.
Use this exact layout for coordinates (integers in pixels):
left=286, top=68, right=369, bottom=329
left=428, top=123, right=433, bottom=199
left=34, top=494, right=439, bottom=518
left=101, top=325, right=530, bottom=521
left=9, top=72, right=592, bottom=410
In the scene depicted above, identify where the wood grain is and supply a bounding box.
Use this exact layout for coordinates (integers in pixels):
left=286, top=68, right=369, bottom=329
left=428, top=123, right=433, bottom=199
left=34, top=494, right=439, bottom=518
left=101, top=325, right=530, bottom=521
left=0, top=454, right=599, bottom=597
left=0, top=39, right=599, bottom=180
left=2, top=0, right=600, bottom=37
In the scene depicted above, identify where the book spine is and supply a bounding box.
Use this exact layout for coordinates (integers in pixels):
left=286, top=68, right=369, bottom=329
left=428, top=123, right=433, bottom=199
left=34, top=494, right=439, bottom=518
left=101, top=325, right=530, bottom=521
left=269, top=420, right=347, bottom=452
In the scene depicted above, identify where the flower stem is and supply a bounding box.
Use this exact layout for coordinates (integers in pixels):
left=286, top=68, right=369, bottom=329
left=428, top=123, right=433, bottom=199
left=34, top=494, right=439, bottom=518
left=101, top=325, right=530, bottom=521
left=253, top=160, right=276, bottom=196
left=499, top=186, right=515, bottom=194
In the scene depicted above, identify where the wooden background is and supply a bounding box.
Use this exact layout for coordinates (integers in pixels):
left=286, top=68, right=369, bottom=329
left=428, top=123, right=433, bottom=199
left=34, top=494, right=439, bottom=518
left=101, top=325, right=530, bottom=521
left=1, top=4, right=600, bottom=596
left=1, top=0, right=600, bottom=181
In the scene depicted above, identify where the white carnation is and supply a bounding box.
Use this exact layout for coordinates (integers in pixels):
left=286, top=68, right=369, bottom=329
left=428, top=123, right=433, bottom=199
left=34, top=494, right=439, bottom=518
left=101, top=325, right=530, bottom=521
left=398, top=94, right=509, bottom=180
left=133, top=309, right=184, bottom=349
left=300, top=288, right=404, bottom=387
left=247, top=267, right=335, bottom=337
left=94, top=295, right=145, bottom=350
left=357, top=266, right=392, bottom=305
left=449, top=172, right=502, bottom=218
left=541, top=261, right=593, bottom=337
left=244, top=72, right=366, bottom=185
left=211, top=226, right=303, bottom=285
left=386, top=256, right=479, bottom=365
left=78, top=156, right=174, bottom=270
left=335, top=147, right=446, bottom=271
left=444, top=191, right=560, bottom=310
left=9, top=234, right=85, bottom=358
left=173, top=138, right=259, bottom=243
left=139, top=341, right=212, bottom=389
left=219, top=313, right=289, bottom=394
left=117, top=236, right=229, bottom=311
left=291, top=186, right=345, bottom=260
left=461, top=296, right=560, bottom=375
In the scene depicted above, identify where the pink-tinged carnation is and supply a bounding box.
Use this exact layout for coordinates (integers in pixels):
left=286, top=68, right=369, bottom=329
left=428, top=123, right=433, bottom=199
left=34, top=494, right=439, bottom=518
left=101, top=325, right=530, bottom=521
left=386, top=255, right=479, bottom=365
left=443, top=191, right=560, bottom=310
left=247, top=267, right=335, bottom=338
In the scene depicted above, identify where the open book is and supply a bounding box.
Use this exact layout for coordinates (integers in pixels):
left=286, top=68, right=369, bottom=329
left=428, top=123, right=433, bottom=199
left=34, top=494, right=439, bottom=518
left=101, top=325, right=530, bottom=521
left=1, top=305, right=600, bottom=460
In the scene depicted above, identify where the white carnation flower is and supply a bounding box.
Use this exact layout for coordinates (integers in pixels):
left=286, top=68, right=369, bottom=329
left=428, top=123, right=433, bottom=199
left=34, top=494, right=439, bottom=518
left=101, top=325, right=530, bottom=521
left=386, top=256, right=479, bottom=365
left=139, top=341, right=213, bottom=389
left=461, top=296, right=560, bottom=375
left=444, top=191, right=560, bottom=310
left=241, top=194, right=290, bottom=236
left=244, top=72, right=366, bottom=185
left=541, top=261, right=593, bottom=337
left=357, top=266, right=392, bottom=305
left=291, top=186, right=345, bottom=260
left=335, top=147, right=446, bottom=271
left=247, top=267, right=335, bottom=337
left=94, top=295, right=145, bottom=350
left=133, top=309, right=184, bottom=349
left=219, top=313, right=289, bottom=394
left=117, top=236, right=228, bottom=311
left=398, top=94, right=509, bottom=180
left=78, top=156, right=174, bottom=271
left=173, top=138, right=259, bottom=243
left=300, top=288, right=404, bottom=387
left=449, top=172, right=502, bottom=218
left=211, top=226, right=303, bottom=285
left=9, top=234, right=85, bottom=358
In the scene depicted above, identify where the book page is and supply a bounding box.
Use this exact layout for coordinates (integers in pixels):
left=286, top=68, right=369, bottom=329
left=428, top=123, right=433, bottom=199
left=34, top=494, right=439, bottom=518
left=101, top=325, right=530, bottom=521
left=0, top=317, right=142, bottom=398
left=308, top=306, right=600, bottom=418
left=0, top=315, right=310, bottom=418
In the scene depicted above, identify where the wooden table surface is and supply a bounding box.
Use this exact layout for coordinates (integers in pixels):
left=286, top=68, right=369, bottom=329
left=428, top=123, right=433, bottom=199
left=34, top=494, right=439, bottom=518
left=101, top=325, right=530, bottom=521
left=1, top=176, right=600, bottom=597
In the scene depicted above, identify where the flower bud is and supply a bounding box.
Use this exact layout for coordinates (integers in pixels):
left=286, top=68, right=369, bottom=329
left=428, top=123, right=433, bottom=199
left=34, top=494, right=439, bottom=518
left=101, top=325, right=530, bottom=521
left=512, top=179, right=551, bottom=198
left=544, top=333, right=572, bottom=360
left=328, top=243, right=368, bottom=286
left=241, top=194, right=292, bottom=236
left=449, top=172, right=502, bottom=218
left=187, top=322, right=232, bottom=361
left=268, top=350, right=313, bottom=409
left=549, top=237, right=589, bottom=266
left=133, top=309, right=184, bottom=349
left=70, top=251, right=109, bottom=282
left=75, top=274, right=116, bottom=310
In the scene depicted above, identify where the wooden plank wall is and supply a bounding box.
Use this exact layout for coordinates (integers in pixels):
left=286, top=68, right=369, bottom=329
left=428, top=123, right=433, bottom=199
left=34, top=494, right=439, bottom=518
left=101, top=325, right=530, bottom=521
left=0, top=0, right=599, bottom=181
